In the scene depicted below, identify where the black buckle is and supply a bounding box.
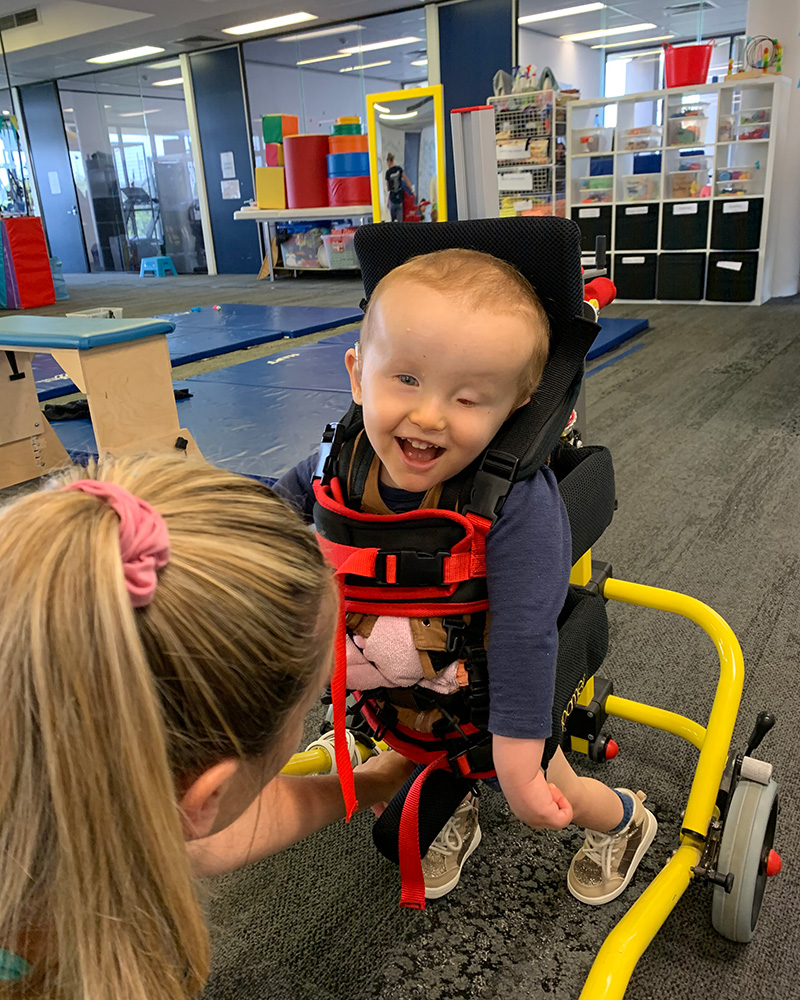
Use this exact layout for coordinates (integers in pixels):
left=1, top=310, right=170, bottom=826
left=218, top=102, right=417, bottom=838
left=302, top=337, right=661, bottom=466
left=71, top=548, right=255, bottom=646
left=442, top=616, right=467, bottom=654
left=374, top=549, right=447, bottom=586
left=464, top=449, right=519, bottom=525
left=314, top=421, right=345, bottom=484
left=448, top=735, right=493, bottom=776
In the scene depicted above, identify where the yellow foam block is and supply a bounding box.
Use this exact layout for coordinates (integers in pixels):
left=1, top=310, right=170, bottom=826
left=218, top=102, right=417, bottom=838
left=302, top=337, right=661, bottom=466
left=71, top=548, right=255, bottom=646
left=255, top=167, right=286, bottom=210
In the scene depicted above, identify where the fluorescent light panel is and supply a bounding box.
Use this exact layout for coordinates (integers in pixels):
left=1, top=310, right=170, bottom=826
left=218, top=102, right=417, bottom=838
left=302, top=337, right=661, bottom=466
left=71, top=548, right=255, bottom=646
left=223, top=12, right=317, bottom=37
left=339, top=60, right=391, bottom=72
left=279, top=24, right=362, bottom=41
left=562, top=22, right=656, bottom=41
left=591, top=34, right=673, bottom=49
left=339, top=36, right=421, bottom=54
left=519, top=3, right=605, bottom=24
left=118, top=109, right=161, bottom=117
left=87, top=45, right=164, bottom=64
left=380, top=111, right=417, bottom=120
left=152, top=77, right=184, bottom=87
left=296, top=53, right=350, bottom=65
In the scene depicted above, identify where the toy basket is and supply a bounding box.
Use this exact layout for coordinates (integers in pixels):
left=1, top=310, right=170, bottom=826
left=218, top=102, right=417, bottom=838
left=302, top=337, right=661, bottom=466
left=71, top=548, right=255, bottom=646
left=321, top=230, right=358, bottom=270
left=664, top=42, right=713, bottom=87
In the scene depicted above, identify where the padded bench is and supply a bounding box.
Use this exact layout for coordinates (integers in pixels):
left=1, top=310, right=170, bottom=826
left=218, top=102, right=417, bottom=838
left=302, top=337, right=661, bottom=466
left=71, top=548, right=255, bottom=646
left=0, top=316, right=201, bottom=489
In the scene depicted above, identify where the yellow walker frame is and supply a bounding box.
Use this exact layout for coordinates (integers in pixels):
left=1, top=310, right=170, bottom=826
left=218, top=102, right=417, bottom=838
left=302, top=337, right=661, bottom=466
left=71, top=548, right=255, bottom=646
left=283, top=547, right=749, bottom=1000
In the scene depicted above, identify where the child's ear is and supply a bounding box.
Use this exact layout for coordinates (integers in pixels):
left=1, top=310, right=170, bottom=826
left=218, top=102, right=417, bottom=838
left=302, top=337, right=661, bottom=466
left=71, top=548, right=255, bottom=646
left=345, top=347, right=363, bottom=405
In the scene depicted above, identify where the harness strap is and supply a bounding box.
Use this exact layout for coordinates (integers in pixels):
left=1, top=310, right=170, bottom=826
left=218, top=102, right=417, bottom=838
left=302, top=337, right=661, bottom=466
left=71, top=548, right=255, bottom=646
left=398, top=753, right=449, bottom=909
left=332, top=575, right=358, bottom=821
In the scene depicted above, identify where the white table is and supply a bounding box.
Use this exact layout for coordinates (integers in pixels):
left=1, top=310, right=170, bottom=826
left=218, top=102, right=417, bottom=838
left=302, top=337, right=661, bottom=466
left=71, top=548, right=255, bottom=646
left=233, top=205, right=374, bottom=281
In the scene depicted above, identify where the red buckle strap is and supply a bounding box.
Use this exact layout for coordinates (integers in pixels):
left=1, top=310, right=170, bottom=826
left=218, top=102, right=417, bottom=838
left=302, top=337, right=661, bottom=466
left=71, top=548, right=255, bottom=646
left=398, top=754, right=449, bottom=909
left=331, top=576, right=357, bottom=822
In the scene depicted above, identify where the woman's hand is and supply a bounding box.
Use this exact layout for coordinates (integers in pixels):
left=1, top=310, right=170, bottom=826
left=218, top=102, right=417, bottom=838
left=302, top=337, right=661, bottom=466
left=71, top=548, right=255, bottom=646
left=355, top=748, right=416, bottom=817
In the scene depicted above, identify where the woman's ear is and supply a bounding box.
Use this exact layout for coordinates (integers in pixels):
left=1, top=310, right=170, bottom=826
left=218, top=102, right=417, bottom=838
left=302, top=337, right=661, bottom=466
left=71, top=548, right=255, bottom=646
left=179, top=759, right=240, bottom=840
left=345, top=346, right=363, bottom=405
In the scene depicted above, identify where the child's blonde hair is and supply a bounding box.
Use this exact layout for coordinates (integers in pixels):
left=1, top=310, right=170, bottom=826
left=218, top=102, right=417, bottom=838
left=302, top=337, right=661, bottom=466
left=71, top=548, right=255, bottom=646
left=361, top=248, right=551, bottom=401
left=0, top=455, right=335, bottom=1000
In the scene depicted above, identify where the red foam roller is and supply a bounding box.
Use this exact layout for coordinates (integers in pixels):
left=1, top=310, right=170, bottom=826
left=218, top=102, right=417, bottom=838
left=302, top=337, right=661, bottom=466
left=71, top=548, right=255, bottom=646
left=327, top=175, right=371, bottom=207
left=283, top=134, right=329, bottom=209
left=2, top=217, right=55, bottom=309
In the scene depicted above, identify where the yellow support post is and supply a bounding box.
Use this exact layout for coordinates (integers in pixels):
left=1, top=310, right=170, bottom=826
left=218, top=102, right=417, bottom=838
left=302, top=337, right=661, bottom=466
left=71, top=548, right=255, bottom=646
left=570, top=549, right=592, bottom=586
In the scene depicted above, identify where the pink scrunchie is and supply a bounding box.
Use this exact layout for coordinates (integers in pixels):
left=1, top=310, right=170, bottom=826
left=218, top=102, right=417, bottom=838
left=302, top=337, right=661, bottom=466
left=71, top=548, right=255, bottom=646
left=63, top=480, right=170, bottom=608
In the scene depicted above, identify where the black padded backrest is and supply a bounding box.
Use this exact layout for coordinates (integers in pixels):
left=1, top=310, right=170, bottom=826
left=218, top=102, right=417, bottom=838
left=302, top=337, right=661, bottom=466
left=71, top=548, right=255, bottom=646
left=353, top=216, right=586, bottom=361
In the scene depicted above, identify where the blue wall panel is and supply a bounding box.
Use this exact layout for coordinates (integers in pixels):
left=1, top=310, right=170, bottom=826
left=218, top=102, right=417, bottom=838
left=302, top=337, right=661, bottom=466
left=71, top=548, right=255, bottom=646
left=189, top=46, right=261, bottom=274
left=438, top=0, right=515, bottom=220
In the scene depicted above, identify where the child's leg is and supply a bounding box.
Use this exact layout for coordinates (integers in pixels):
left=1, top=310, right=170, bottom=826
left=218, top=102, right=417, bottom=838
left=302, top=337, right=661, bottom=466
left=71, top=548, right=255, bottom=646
left=545, top=747, right=625, bottom=832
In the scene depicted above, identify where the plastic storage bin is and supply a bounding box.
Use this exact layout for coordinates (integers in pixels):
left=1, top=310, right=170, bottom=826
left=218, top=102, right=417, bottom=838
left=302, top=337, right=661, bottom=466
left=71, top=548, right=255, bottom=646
left=615, top=204, right=659, bottom=250
left=622, top=173, right=660, bottom=202
left=710, top=198, right=763, bottom=250
left=657, top=252, right=706, bottom=300
left=666, top=114, right=708, bottom=147
left=664, top=43, right=713, bottom=88
left=620, top=126, right=662, bottom=151
left=661, top=200, right=710, bottom=250
left=668, top=170, right=704, bottom=199
left=572, top=128, right=613, bottom=153
left=321, top=230, right=358, bottom=269
left=575, top=176, right=613, bottom=204
left=571, top=204, right=612, bottom=252
left=715, top=166, right=759, bottom=197
left=613, top=254, right=657, bottom=299
left=277, top=223, right=331, bottom=268
left=706, top=252, right=758, bottom=302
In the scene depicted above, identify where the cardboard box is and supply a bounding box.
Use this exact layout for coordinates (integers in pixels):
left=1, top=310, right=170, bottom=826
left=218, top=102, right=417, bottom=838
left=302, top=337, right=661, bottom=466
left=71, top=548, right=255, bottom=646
left=255, top=167, right=286, bottom=210
left=264, top=142, right=284, bottom=167
left=262, top=114, right=299, bottom=144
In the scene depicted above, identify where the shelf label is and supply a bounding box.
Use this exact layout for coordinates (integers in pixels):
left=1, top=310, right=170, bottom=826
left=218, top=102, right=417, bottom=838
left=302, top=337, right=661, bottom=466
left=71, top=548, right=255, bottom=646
left=498, top=172, right=534, bottom=192
left=578, top=207, right=601, bottom=218
left=625, top=206, right=648, bottom=215
left=723, top=201, right=749, bottom=213
left=672, top=203, right=698, bottom=215
left=513, top=199, right=533, bottom=211
left=621, top=256, right=646, bottom=264
left=717, top=260, right=743, bottom=271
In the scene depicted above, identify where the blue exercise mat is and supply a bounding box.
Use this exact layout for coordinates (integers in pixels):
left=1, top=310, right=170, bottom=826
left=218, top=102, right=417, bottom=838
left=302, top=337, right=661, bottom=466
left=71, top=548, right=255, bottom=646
left=31, top=303, right=363, bottom=401
left=52, top=381, right=351, bottom=482
left=191, top=342, right=353, bottom=392
left=586, top=317, right=649, bottom=362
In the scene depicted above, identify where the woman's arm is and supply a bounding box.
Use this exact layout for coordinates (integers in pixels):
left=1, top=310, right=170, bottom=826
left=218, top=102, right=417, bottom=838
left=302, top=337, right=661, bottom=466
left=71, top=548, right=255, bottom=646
left=187, top=751, right=413, bottom=877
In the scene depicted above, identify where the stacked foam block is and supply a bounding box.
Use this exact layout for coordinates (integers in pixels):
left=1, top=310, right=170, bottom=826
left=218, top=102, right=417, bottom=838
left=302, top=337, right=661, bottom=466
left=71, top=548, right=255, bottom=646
left=0, top=217, right=55, bottom=309
left=255, top=114, right=298, bottom=209
left=327, top=118, right=371, bottom=207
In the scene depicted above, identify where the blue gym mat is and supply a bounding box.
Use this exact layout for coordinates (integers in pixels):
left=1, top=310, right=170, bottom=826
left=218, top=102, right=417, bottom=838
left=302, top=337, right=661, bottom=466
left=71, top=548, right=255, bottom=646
left=52, top=381, right=351, bottom=482
left=31, top=303, right=363, bottom=401
left=191, top=342, right=353, bottom=392
left=586, top=317, right=648, bottom=362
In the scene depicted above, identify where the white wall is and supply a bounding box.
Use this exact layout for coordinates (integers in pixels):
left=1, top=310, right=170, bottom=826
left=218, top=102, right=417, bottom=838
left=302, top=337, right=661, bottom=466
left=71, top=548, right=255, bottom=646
left=518, top=29, right=604, bottom=99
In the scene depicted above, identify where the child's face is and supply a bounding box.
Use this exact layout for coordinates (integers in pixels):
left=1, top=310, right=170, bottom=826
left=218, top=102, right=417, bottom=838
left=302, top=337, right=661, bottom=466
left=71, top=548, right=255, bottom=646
left=345, top=282, right=537, bottom=493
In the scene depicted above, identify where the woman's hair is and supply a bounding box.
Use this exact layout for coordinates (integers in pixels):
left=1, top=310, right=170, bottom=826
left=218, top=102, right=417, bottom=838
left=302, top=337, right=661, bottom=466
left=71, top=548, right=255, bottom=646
left=0, top=454, right=335, bottom=1000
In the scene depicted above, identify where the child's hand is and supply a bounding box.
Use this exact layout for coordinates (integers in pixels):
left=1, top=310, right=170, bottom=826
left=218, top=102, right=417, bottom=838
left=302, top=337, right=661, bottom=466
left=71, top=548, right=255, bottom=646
left=493, top=735, right=573, bottom=831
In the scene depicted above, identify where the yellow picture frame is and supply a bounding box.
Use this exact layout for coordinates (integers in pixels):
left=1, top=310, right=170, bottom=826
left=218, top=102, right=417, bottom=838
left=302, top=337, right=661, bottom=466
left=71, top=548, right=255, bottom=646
left=365, top=84, right=447, bottom=223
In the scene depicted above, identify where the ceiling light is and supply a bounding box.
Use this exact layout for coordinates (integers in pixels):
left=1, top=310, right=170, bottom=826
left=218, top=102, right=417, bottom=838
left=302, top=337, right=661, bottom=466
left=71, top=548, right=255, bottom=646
left=147, top=58, right=181, bottom=69
left=222, top=12, right=317, bottom=36
left=339, top=60, right=391, bottom=72
left=296, top=53, right=350, bottom=65
left=118, top=109, right=162, bottom=117
left=410, top=57, right=427, bottom=66
left=279, top=23, right=362, bottom=41
left=379, top=111, right=417, bottom=120
left=519, top=3, right=605, bottom=24
left=87, top=46, right=165, bottom=64
left=153, top=77, right=184, bottom=87
left=608, top=48, right=663, bottom=58
left=339, top=36, right=421, bottom=54
left=591, top=34, right=674, bottom=48
left=374, top=103, right=390, bottom=112
left=562, top=22, right=656, bottom=41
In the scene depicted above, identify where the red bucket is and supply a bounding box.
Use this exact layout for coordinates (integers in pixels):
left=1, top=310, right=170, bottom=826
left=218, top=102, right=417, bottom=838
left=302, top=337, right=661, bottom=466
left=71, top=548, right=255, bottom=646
left=664, top=42, right=714, bottom=88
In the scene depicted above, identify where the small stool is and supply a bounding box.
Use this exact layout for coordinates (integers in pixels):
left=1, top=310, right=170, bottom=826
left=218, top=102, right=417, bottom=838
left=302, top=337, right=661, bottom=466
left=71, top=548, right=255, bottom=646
left=140, top=255, right=177, bottom=277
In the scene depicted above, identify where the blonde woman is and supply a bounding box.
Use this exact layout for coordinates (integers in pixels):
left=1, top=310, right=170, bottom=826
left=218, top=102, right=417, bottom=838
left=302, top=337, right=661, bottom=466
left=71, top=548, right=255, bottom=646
left=0, top=455, right=409, bottom=1000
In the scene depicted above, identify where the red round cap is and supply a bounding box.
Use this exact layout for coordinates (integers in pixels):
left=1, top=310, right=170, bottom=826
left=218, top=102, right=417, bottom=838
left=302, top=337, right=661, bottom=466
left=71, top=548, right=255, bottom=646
left=766, top=850, right=782, bottom=877
left=605, top=738, right=619, bottom=760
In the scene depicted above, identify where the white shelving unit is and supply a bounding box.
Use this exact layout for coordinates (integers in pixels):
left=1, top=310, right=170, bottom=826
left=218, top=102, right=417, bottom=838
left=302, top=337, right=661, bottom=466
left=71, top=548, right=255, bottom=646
left=566, top=77, right=792, bottom=304
left=488, top=89, right=577, bottom=218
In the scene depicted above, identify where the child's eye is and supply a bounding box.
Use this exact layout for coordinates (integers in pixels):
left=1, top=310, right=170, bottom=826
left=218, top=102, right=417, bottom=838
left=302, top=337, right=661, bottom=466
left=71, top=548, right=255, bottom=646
left=397, top=374, right=419, bottom=386
left=457, top=398, right=477, bottom=407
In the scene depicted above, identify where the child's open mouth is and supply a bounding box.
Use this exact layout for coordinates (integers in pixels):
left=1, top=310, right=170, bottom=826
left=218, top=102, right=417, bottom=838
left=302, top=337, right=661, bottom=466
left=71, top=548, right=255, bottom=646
left=397, top=437, right=445, bottom=465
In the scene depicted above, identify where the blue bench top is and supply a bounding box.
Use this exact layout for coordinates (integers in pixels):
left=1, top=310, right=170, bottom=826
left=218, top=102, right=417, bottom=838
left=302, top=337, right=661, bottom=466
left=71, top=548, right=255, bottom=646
left=0, top=317, right=175, bottom=350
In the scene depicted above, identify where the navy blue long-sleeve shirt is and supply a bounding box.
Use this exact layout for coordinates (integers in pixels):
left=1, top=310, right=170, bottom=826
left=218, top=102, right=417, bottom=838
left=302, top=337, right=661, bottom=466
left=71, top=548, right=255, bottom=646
left=274, top=456, right=571, bottom=739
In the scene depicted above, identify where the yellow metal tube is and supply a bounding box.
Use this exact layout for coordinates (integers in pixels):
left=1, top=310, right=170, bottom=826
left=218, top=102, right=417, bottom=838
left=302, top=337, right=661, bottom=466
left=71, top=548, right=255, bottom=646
left=578, top=841, right=703, bottom=1000
left=604, top=694, right=706, bottom=751
left=281, top=738, right=375, bottom=776
left=601, top=578, right=743, bottom=839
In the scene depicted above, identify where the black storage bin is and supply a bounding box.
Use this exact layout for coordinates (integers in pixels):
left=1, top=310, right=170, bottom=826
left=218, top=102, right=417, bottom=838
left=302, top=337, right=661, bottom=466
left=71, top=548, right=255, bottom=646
left=613, top=253, right=657, bottom=299
left=615, top=203, right=658, bottom=250
left=657, top=252, right=706, bottom=300
left=706, top=252, right=758, bottom=302
left=571, top=204, right=612, bottom=253
left=661, top=200, right=709, bottom=249
left=710, top=198, right=763, bottom=250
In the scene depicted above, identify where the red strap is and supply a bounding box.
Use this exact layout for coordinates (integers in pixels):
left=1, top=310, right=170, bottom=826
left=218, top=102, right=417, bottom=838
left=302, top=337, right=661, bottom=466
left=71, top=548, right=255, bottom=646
left=331, top=577, right=357, bottom=821
left=398, top=754, right=448, bottom=909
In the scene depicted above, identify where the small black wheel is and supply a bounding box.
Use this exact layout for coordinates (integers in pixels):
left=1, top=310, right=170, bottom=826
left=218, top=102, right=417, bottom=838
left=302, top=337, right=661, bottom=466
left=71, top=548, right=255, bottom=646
left=711, top=778, right=778, bottom=942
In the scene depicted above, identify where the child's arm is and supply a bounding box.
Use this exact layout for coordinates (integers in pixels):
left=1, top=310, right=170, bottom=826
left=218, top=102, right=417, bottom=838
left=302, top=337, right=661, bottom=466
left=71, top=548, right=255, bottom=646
left=187, top=750, right=414, bottom=877
left=272, top=453, right=318, bottom=520
left=493, top=735, right=572, bottom=830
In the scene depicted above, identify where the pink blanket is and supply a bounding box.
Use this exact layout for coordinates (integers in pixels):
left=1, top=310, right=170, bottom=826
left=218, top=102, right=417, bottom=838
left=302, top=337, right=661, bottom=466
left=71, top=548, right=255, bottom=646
left=347, top=615, right=460, bottom=693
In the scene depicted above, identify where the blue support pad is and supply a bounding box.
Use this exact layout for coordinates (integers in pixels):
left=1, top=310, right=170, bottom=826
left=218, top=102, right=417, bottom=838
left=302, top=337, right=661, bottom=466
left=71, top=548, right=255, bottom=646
left=0, top=316, right=174, bottom=349
left=30, top=304, right=364, bottom=400
left=191, top=343, right=353, bottom=392
left=586, top=317, right=649, bottom=362
left=53, top=381, right=351, bottom=483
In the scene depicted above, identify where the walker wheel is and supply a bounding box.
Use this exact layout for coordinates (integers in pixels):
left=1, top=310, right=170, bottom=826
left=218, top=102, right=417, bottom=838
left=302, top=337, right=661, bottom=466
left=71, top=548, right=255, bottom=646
left=711, top=778, right=779, bottom=943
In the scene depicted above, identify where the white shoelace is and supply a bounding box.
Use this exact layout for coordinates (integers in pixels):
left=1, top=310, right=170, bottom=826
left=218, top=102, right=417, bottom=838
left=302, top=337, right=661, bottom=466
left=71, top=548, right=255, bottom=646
left=428, top=815, right=464, bottom=857
left=581, top=829, right=618, bottom=882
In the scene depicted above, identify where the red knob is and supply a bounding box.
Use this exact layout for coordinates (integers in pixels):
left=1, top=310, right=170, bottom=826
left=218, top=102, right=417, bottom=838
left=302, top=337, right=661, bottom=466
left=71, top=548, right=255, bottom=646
left=766, top=849, right=782, bottom=877
left=605, top=738, right=619, bottom=760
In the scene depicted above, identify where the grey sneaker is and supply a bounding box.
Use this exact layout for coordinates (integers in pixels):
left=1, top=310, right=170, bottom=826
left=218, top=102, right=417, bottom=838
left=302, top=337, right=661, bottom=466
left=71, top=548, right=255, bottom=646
left=567, top=789, right=657, bottom=905
left=421, top=794, right=482, bottom=899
